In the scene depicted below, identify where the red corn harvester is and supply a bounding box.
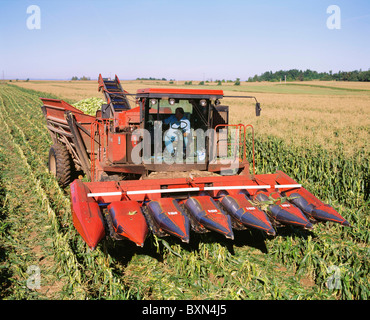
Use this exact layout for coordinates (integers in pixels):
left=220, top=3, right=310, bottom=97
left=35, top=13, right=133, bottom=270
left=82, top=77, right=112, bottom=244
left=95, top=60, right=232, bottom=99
left=41, top=74, right=350, bottom=250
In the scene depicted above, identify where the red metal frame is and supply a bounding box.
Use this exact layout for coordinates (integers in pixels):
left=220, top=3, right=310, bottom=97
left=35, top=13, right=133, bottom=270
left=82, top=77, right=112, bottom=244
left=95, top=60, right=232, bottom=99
left=90, top=119, right=113, bottom=182
left=137, top=87, right=224, bottom=96
left=70, top=168, right=350, bottom=249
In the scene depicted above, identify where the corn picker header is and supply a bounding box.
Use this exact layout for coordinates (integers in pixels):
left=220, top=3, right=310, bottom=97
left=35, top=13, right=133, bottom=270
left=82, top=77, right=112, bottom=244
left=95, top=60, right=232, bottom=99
left=40, top=74, right=350, bottom=250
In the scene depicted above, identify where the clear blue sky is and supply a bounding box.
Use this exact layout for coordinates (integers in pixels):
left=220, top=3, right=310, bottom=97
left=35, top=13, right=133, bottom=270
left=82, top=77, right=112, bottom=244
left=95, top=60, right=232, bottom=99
left=0, top=0, right=369, bottom=80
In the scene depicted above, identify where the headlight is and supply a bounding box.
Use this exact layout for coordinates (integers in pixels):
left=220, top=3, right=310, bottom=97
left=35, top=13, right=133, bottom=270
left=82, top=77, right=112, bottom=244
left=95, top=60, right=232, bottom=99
left=169, top=98, right=176, bottom=105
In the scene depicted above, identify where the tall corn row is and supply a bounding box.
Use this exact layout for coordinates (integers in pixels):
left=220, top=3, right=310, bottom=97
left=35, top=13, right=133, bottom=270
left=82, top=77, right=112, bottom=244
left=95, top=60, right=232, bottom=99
left=246, top=135, right=369, bottom=299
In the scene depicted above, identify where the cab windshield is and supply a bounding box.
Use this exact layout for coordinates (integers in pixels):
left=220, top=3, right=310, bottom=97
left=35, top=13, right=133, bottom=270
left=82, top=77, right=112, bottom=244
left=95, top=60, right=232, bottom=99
left=147, top=98, right=208, bottom=131
left=149, top=99, right=192, bottom=117
left=143, top=97, right=210, bottom=161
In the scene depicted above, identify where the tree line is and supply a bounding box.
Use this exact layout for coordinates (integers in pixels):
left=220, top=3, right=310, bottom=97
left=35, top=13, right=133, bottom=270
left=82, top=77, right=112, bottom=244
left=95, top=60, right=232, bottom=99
left=136, top=77, right=167, bottom=81
left=247, top=69, right=370, bottom=82
left=71, top=76, right=91, bottom=81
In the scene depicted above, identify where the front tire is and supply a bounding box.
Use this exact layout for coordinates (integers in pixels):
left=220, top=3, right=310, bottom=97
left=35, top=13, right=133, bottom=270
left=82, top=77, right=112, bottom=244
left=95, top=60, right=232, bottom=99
left=48, top=143, right=74, bottom=188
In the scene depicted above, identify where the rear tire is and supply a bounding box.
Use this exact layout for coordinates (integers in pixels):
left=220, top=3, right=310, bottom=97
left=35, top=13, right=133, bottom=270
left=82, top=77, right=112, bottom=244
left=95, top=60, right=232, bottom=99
left=48, top=143, right=74, bottom=188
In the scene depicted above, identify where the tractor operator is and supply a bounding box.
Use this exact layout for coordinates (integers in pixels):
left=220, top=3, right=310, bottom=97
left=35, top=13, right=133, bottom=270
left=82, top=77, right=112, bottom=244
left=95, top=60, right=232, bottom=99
left=163, top=107, right=190, bottom=157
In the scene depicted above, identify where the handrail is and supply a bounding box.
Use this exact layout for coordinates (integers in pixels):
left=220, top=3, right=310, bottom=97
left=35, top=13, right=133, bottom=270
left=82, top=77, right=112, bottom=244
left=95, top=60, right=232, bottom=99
left=90, top=119, right=113, bottom=182
left=245, top=124, right=255, bottom=176
left=214, top=123, right=255, bottom=176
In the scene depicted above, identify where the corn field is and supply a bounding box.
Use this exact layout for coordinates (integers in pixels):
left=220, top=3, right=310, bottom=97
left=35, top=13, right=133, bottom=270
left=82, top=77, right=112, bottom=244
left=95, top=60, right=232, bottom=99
left=0, top=83, right=369, bottom=300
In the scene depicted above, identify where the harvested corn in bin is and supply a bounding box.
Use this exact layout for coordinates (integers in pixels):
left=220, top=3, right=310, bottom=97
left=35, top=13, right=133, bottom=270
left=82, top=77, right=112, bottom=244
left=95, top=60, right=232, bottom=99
left=73, top=97, right=104, bottom=116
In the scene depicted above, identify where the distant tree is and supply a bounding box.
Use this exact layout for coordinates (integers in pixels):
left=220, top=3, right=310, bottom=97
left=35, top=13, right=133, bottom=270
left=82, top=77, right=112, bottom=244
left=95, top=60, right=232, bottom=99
left=199, top=81, right=205, bottom=85
left=358, top=70, right=370, bottom=81
left=234, top=78, right=240, bottom=86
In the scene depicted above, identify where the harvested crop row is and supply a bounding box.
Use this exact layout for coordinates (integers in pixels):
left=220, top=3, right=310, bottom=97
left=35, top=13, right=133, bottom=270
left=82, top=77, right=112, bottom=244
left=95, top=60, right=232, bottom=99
left=0, top=86, right=131, bottom=299
left=0, top=87, right=51, bottom=141
left=0, top=93, right=90, bottom=298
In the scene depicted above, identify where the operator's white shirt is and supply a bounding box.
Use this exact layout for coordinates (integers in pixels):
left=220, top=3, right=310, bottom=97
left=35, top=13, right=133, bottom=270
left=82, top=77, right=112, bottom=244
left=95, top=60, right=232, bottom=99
left=164, top=115, right=190, bottom=138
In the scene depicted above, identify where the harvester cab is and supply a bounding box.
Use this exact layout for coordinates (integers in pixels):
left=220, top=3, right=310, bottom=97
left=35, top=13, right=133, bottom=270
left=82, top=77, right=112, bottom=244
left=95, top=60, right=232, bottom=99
left=94, top=75, right=261, bottom=180
left=134, top=87, right=249, bottom=173
left=137, top=89, right=260, bottom=164
left=40, top=74, right=350, bottom=250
